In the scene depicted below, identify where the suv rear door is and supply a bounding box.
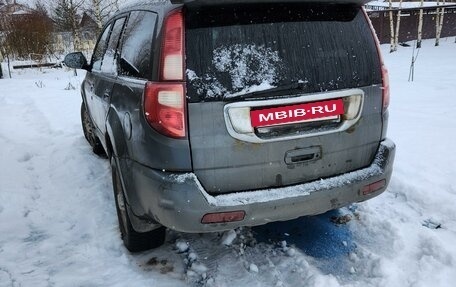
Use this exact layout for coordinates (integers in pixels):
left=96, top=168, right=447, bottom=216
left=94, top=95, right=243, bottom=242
left=185, top=3, right=384, bottom=194
left=94, top=17, right=126, bottom=134
left=85, top=23, right=112, bottom=132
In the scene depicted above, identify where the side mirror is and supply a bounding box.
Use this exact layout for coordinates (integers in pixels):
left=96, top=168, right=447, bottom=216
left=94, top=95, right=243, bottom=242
left=64, top=52, right=89, bottom=70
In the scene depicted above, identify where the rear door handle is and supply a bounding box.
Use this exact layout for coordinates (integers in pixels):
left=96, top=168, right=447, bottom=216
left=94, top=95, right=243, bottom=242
left=285, top=146, right=321, bottom=165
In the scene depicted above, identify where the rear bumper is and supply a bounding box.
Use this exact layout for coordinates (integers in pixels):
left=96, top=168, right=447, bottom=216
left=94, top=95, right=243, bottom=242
left=127, top=139, right=395, bottom=233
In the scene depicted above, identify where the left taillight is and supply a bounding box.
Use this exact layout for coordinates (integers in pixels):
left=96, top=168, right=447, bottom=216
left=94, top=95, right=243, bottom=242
left=144, top=8, right=186, bottom=138
left=144, top=82, right=186, bottom=138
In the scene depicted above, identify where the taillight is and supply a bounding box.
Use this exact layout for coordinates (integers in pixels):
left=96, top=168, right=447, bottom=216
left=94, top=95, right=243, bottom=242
left=160, top=9, right=185, bottom=81
left=381, top=65, right=390, bottom=112
left=145, top=8, right=186, bottom=138
left=362, top=7, right=390, bottom=112
left=144, top=82, right=186, bottom=138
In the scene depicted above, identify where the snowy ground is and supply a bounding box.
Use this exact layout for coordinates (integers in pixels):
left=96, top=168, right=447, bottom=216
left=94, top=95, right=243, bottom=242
left=1, top=38, right=455, bottom=287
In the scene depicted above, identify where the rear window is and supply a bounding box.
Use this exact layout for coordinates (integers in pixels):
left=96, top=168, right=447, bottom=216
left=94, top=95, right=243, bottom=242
left=185, top=3, right=381, bottom=102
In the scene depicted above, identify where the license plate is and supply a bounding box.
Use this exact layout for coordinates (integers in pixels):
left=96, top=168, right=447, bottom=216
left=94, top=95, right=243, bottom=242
left=250, top=99, right=344, bottom=128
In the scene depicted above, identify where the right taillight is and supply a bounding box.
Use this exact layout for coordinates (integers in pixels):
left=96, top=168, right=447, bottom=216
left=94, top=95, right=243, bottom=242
left=362, top=7, right=390, bottom=113
left=144, top=82, right=186, bottom=138
left=381, top=65, right=390, bottom=112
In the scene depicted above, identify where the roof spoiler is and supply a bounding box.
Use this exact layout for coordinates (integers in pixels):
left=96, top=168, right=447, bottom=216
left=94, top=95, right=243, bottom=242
left=170, top=0, right=370, bottom=5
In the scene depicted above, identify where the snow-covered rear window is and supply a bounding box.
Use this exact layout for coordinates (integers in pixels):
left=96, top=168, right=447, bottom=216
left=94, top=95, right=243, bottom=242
left=185, top=3, right=381, bottom=102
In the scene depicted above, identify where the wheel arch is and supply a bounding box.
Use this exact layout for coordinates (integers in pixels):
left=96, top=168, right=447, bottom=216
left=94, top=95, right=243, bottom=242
left=106, top=108, right=158, bottom=232
left=105, top=107, right=127, bottom=159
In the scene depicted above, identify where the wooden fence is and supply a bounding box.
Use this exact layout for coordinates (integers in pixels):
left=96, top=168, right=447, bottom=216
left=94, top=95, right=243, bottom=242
left=367, top=5, right=456, bottom=44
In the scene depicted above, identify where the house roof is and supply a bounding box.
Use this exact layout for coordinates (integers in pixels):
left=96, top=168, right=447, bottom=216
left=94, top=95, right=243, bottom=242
left=0, top=3, right=32, bottom=15
left=80, top=12, right=98, bottom=29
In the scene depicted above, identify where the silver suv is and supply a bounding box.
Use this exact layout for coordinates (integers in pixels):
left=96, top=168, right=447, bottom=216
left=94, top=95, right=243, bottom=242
left=64, top=0, right=395, bottom=252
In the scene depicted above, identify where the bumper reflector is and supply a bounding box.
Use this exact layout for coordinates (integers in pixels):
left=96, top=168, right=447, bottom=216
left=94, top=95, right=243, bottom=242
left=361, top=179, right=386, bottom=195
left=201, top=211, right=245, bottom=224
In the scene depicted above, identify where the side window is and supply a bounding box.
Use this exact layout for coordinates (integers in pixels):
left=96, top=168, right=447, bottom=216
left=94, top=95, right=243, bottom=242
left=119, top=11, right=157, bottom=79
left=101, top=17, right=126, bottom=75
left=92, top=23, right=112, bottom=71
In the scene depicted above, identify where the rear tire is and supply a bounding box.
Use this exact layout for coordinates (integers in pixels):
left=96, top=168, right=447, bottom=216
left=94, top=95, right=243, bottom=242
left=80, top=102, right=105, bottom=155
left=111, top=157, right=166, bottom=252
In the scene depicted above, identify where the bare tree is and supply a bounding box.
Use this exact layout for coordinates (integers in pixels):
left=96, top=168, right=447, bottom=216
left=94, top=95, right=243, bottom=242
left=417, top=0, right=424, bottom=48
left=0, top=28, right=13, bottom=78
left=394, top=0, right=403, bottom=51
left=3, top=10, right=53, bottom=60
left=0, top=5, right=12, bottom=76
left=91, top=0, right=119, bottom=33
left=436, top=0, right=446, bottom=46
left=93, top=0, right=102, bottom=31
left=388, top=0, right=395, bottom=52
left=435, top=0, right=441, bottom=46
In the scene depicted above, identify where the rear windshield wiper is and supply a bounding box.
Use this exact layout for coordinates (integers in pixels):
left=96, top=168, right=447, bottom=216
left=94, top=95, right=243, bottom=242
left=224, top=81, right=307, bottom=102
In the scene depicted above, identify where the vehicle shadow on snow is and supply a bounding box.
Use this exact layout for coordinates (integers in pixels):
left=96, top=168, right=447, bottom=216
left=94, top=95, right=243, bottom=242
left=252, top=209, right=356, bottom=276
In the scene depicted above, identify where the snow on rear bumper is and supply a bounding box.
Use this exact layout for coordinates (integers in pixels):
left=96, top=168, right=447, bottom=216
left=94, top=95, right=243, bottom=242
left=130, top=139, right=395, bottom=233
